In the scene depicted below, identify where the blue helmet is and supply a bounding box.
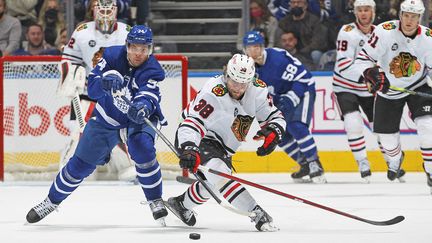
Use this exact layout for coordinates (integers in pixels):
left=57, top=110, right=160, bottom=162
left=242, top=31, right=264, bottom=46
left=126, top=25, right=153, bottom=45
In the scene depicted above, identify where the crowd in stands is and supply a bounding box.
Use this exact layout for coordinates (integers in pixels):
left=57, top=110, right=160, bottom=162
left=1, top=0, right=431, bottom=71
left=0, top=0, right=147, bottom=57
left=240, top=0, right=432, bottom=71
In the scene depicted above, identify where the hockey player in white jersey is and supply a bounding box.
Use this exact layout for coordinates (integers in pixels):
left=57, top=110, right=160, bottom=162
left=166, top=54, right=286, bottom=231
left=57, top=0, right=134, bottom=181
left=354, top=0, right=432, bottom=192
left=333, top=0, right=405, bottom=182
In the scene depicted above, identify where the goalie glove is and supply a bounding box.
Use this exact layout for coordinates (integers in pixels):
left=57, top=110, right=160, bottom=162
left=127, top=100, right=151, bottom=124
left=363, top=66, right=390, bottom=94
left=101, top=70, right=124, bottom=94
left=179, top=142, right=201, bottom=173
left=253, top=123, right=284, bottom=156
left=57, top=60, right=86, bottom=98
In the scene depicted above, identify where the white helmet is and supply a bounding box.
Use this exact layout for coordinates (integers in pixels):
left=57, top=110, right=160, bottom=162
left=354, top=0, right=376, bottom=9
left=226, top=54, right=256, bottom=84
left=400, top=0, right=425, bottom=15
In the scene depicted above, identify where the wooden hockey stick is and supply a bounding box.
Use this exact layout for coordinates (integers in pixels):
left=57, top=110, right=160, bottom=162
left=198, top=165, right=405, bottom=226
left=120, top=95, right=255, bottom=217
left=389, top=85, right=432, bottom=99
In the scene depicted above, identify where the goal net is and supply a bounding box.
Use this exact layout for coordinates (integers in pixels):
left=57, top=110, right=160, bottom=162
left=0, top=55, right=188, bottom=181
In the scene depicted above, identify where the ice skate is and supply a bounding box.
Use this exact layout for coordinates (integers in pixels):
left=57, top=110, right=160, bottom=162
left=250, top=205, right=279, bottom=232
left=387, top=153, right=404, bottom=181
left=291, top=163, right=312, bottom=183
left=357, top=159, right=371, bottom=183
left=26, top=197, right=58, bottom=223
left=165, top=194, right=196, bottom=226
left=149, top=198, right=168, bottom=226
left=309, top=160, right=327, bottom=183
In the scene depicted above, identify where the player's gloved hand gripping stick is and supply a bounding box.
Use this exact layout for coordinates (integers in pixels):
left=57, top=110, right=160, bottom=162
left=120, top=95, right=255, bottom=217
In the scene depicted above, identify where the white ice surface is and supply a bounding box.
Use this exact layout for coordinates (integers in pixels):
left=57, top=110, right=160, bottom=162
left=1, top=172, right=431, bottom=243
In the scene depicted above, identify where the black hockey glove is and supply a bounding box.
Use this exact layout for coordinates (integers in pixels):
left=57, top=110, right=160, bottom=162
left=179, top=142, right=201, bottom=173
left=253, top=123, right=284, bottom=156
left=363, top=67, right=390, bottom=94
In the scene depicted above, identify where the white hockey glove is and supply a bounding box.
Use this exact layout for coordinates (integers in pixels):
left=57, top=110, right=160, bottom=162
left=427, top=76, right=432, bottom=88
left=57, top=60, right=86, bottom=98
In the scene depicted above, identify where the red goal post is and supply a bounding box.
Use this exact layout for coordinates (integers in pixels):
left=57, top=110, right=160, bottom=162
left=0, top=54, right=188, bottom=181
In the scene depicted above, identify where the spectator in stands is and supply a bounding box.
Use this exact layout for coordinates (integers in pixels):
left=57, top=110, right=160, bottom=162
left=13, top=23, right=61, bottom=55
left=38, top=0, right=66, bottom=48
left=278, top=0, right=328, bottom=65
left=308, top=0, right=338, bottom=21
left=279, top=31, right=315, bottom=70
left=268, top=0, right=290, bottom=20
left=55, top=27, right=67, bottom=51
left=237, top=0, right=278, bottom=50
left=0, top=0, right=22, bottom=57
left=5, top=0, right=38, bottom=30
left=131, top=0, right=148, bottom=25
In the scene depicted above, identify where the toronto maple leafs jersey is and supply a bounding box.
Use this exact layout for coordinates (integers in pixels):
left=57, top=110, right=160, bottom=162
left=62, top=21, right=130, bottom=74
left=354, top=20, right=432, bottom=99
left=176, top=75, right=286, bottom=156
left=256, top=48, right=315, bottom=107
left=87, top=45, right=165, bottom=129
left=333, top=23, right=374, bottom=97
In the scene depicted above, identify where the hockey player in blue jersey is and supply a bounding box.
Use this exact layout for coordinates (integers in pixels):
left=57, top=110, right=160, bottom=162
left=26, top=25, right=169, bottom=225
left=243, top=31, right=326, bottom=183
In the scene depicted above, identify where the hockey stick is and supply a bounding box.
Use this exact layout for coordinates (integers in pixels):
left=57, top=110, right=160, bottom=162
left=389, top=85, right=432, bottom=99
left=72, top=93, right=86, bottom=132
left=119, top=95, right=255, bottom=217
left=198, top=165, right=404, bottom=226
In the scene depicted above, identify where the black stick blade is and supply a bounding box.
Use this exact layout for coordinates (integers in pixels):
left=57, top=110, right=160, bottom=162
left=363, top=215, right=405, bottom=226
left=176, top=176, right=196, bottom=185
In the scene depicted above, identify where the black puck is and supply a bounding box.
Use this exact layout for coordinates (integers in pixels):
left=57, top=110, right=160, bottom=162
left=189, top=233, right=200, bottom=240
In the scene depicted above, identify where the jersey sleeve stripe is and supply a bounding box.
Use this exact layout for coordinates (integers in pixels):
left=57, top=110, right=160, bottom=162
left=293, top=69, right=307, bottom=81
left=179, top=124, right=200, bottom=134
left=136, top=91, right=160, bottom=102
left=61, top=53, right=83, bottom=61
left=183, top=118, right=205, bottom=137
left=333, top=76, right=368, bottom=90
left=337, top=59, right=352, bottom=68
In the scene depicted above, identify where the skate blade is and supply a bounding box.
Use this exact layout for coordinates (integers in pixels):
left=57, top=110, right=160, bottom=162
left=361, top=175, right=371, bottom=184
left=292, top=178, right=313, bottom=184
left=397, top=176, right=406, bottom=183
left=156, top=217, right=167, bottom=227
left=260, top=222, right=280, bottom=232
left=311, top=175, right=327, bottom=184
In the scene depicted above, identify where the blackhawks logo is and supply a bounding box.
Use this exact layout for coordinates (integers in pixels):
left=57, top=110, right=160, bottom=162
left=253, top=79, right=267, bottom=88
left=231, top=115, right=254, bottom=141
left=343, top=24, right=354, bottom=32
left=211, top=84, right=228, bottom=96
left=426, top=29, right=432, bottom=37
left=76, top=23, right=88, bottom=32
left=389, top=52, right=421, bottom=78
left=382, top=22, right=396, bottom=30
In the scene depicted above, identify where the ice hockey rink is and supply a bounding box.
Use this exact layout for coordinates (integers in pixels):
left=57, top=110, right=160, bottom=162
left=1, top=172, right=431, bottom=243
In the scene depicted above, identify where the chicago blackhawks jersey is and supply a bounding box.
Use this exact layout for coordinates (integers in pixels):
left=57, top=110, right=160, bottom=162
left=176, top=75, right=286, bottom=155
left=333, top=23, right=374, bottom=97
left=63, top=21, right=130, bottom=74
left=354, top=20, right=432, bottom=99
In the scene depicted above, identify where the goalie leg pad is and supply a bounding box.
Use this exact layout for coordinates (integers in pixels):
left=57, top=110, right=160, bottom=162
left=48, top=156, right=96, bottom=204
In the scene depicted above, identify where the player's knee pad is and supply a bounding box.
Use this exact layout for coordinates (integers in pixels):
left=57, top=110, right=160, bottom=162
left=414, top=115, right=432, bottom=148
left=377, top=133, right=400, bottom=150
left=344, top=111, right=364, bottom=136
left=286, top=121, right=310, bottom=141
left=66, top=155, right=97, bottom=180
left=127, top=132, right=156, bottom=164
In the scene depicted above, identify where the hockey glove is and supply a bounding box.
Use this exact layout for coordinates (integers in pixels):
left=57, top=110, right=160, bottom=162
left=363, top=67, right=390, bottom=94
left=179, top=142, right=201, bottom=173
left=101, top=70, right=124, bottom=94
left=127, top=101, right=150, bottom=124
left=253, top=123, right=284, bottom=156
left=276, top=91, right=297, bottom=114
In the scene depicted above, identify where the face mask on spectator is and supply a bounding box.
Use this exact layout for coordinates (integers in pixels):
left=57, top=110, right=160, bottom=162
left=291, top=7, right=304, bottom=17
left=45, top=9, right=58, bottom=22
left=251, top=9, right=264, bottom=18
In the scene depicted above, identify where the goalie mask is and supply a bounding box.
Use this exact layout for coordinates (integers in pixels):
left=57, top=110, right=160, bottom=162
left=94, top=0, right=117, bottom=35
